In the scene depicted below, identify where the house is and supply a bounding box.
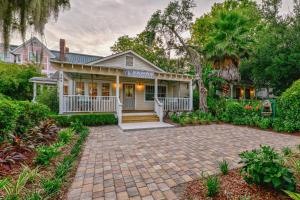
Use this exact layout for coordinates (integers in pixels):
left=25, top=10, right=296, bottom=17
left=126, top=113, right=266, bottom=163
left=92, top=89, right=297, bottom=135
left=0, top=37, right=102, bottom=76
left=30, top=40, right=193, bottom=129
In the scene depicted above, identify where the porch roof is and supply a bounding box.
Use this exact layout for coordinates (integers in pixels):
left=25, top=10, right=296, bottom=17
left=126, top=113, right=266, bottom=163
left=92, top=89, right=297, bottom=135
left=51, top=61, right=193, bottom=82
left=29, top=77, right=57, bottom=85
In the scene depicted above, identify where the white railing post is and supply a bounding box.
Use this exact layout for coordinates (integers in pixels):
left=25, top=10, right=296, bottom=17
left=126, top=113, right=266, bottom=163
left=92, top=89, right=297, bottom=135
left=116, top=97, right=122, bottom=125
left=189, top=80, right=193, bottom=111
left=155, top=97, right=163, bottom=122
left=58, top=71, right=64, bottom=114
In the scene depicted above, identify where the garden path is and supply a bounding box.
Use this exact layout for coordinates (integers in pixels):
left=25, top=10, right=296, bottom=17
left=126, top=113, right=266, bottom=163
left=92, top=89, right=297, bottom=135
left=67, top=124, right=300, bottom=200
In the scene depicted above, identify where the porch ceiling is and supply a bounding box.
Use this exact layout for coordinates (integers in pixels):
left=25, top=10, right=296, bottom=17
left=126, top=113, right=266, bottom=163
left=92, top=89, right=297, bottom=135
left=51, top=61, right=193, bottom=82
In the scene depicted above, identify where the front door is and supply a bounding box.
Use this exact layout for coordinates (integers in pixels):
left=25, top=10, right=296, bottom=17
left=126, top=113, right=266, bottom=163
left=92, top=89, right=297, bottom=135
left=123, top=84, right=135, bottom=110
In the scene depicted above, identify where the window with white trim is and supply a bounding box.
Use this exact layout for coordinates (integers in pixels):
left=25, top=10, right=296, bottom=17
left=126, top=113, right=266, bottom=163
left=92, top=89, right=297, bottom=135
left=145, top=85, right=166, bottom=101
left=102, top=83, right=110, bottom=96
left=75, top=82, right=84, bottom=95
left=126, top=56, right=133, bottom=67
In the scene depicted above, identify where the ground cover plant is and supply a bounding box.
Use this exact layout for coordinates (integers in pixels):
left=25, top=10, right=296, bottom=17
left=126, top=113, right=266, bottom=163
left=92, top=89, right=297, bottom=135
left=0, top=122, right=89, bottom=199
left=183, top=145, right=300, bottom=199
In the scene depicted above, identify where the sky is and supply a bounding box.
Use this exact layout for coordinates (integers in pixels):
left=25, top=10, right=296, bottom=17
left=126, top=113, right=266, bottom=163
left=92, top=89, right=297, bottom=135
left=10, top=0, right=295, bottom=56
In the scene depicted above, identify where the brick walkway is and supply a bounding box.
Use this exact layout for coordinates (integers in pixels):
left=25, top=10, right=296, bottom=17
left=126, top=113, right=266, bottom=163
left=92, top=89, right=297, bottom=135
left=67, top=125, right=300, bottom=200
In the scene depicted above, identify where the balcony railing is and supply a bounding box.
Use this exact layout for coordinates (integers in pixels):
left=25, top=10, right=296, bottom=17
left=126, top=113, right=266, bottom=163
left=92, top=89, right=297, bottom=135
left=63, top=95, right=116, bottom=113
left=159, top=97, right=190, bottom=111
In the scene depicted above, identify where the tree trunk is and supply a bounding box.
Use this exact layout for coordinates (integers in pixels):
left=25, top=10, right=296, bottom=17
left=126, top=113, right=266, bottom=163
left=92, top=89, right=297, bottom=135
left=189, top=48, right=208, bottom=112
left=169, top=28, right=208, bottom=112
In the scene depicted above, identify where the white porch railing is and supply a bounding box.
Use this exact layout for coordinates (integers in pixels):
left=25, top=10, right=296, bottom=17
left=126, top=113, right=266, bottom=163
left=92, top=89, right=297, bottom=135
left=63, top=95, right=116, bottom=113
left=155, top=97, right=163, bottom=122
left=116, top=97, right=123, bottom=125
left=159, top=97, right=190, bottom=111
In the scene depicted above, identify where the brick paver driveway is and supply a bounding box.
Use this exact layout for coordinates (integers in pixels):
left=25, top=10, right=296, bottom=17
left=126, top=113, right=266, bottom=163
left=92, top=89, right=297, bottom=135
left=67, top=124, right=300, bottom=200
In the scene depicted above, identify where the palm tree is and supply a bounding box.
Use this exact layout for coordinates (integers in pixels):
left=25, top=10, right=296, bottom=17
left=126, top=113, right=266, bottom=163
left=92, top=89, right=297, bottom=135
left=0, top=0, right=70, bottom=51
left=205, top=10, right=252, bottom=81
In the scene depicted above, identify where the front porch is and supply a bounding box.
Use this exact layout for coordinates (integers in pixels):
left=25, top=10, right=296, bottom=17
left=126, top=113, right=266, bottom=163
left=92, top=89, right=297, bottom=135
left=51, top=61, right=193, bottom=125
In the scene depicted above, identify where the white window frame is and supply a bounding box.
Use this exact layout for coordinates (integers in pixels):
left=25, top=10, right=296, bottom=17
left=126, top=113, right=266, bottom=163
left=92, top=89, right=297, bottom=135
left=125, top=56, right=134, bottom=67
left=144, top=84, right=167, bottom=102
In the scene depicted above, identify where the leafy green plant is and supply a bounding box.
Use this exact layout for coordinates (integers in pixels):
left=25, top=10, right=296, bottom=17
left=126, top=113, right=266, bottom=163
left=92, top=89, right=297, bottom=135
left=0, top=100, right=18, bottom=140
left=277, top=79, right=300, bottom=133
left=239, top=195, right=251, bottom=200
left=36, top=87, right=59, bottom=114
left=58, top=128, right=74, bottom=144
left=240, top=145, right=296, bottom=191
left=218, top=160, right=229, bottom=175
left=0, top=165, right=39, bottom=200
left=55, top=156, right=74, bottom=179
left=282, top=147, right=292, bottom=156
left=26, top=192, right=42, bottom=200
left=70, top=120, right=84, bottom=134
left=293, top=160, right=300, bottom=176
left=206, top=175, right=220, bottom=197
left=257, top=117, right=272, bottom=129
left=51, top=113, right=117, bottom=127
left=41, top=178, right=62, bottom=196
left=170, top=113, right=179, bottom=123
left=283, top=190, right=300, bottom=200
left=35, top=145, right=61, bottom=166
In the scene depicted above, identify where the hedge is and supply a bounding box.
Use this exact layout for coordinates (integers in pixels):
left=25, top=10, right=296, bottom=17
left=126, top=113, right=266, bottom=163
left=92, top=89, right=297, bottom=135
left=51, top=113, right=117, bottom=127
left=0, top=100, right=50, bottom=141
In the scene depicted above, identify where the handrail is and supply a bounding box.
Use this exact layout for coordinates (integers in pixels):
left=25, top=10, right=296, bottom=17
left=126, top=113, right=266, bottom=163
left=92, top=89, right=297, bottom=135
left=155, top=97, right=163, bottom=122
left=116, top=97, right=123, bottom=125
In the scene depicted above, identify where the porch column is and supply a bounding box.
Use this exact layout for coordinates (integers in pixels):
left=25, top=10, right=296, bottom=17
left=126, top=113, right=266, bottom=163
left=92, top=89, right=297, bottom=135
left=40, top=85, right=44, bottom=94
left=32, top=82, right=37, bottom=102
left=154, top=78, right=158, bottom=99
left=230, top=84, right=234, bottom=99
left=68, top=79, right=73, bottom=95
left=189, top=80, right=193, bottom=111
left=116, top=75, right=120, bottom=99
left=58, top=71, right=64, bottom=114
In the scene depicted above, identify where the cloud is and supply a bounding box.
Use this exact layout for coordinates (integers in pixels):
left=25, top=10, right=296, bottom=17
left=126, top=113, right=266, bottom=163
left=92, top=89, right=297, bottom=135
left=9, top=0, right=295, bottom=56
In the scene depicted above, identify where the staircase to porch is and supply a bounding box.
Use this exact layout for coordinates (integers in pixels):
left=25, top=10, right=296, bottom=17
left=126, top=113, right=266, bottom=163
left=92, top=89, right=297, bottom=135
left=122, top=112, right=160, bottom=123
left=119, top=111, right=174, bottom=131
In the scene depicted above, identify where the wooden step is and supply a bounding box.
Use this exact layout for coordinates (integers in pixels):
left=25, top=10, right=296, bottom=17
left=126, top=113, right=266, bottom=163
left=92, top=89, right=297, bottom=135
left=122, top=115, right=159, bottom=123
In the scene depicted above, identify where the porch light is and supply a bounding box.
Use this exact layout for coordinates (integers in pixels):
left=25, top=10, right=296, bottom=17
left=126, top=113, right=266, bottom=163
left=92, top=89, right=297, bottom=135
left=136, top=82, right=144, bottom=90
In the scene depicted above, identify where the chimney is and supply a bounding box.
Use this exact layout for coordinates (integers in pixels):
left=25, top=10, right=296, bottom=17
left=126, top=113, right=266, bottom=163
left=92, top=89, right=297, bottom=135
left=59, top=39, right=66, bottom=61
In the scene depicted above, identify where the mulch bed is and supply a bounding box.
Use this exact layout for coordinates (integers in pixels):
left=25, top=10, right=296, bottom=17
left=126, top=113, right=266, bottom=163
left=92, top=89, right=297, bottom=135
left=182, top=169, right=291, bottom=200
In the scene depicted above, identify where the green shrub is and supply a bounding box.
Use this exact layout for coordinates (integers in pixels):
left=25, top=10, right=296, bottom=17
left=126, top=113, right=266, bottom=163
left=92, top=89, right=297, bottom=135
left=240, top=145, right=296, bottom=191
left=0, top=63, right=40, bottom=100
left=257, top=117, right=272, bottom=129
left=58, top=129, right=74, bottom=144
left=70, top=120, right=84, bottom=134
left=170, top=113, right=179, bottom=123
left=282, top=147, right=292, bottom=156
left=218, top=160, right=229, bottom=175
left=36, top=87, right=59, bottom=114
left=206, top=176, right=220, bottom=197
left=35, top=145, right=61, bottom=166
left=225, top=101, right=245, bottom=122
left=15, top=101, right=50, bottom=135
left=51, top=113, right=117, bottom=127
left=41, top=178, right=62, bottom=196
left=277, top=79, right=300, bottom=132
left=55, top=156, right=74, bottom=179
left=0, top=100, right=18, bottom=141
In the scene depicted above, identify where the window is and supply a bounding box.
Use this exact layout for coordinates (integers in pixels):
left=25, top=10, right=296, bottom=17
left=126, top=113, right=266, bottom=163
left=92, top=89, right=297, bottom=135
left=126, top=56, right=133, bottom=67
left=75, top=82, right=84, bottom=95
left=64, top=85, right=68, bottom=95
left=145, top=85, right=166, bottom=101
left=102, top=83, right=110, bottom=96
left=89, top=82, right=97, bottom=97
left=15, top=54, right=22, bottom=63
left=29, top=51, right=41, bottom=63
left=0, top=53, right=4, bottom=61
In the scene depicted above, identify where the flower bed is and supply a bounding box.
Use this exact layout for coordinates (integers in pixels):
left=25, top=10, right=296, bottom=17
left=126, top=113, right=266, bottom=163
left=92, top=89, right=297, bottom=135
left=183, top=145, right=300, bottom=200
left=0, top=120, right=89, bottom=199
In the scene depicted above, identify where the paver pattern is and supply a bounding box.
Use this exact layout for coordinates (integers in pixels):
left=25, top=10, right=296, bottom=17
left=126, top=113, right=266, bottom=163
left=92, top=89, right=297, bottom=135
left=67, top=124, right=300, bottom=200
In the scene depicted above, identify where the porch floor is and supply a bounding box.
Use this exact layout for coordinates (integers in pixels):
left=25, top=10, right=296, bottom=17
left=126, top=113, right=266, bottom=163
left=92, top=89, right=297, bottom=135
left=119, top=122, right=174, bottom=131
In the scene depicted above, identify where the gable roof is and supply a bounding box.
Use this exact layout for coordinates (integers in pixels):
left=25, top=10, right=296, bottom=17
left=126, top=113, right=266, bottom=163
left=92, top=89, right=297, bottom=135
left=11, top=37, right=56, bottom=58
left=87, top=50, right=165, bottom=73
left=50, top=50, right=102, bottom=64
